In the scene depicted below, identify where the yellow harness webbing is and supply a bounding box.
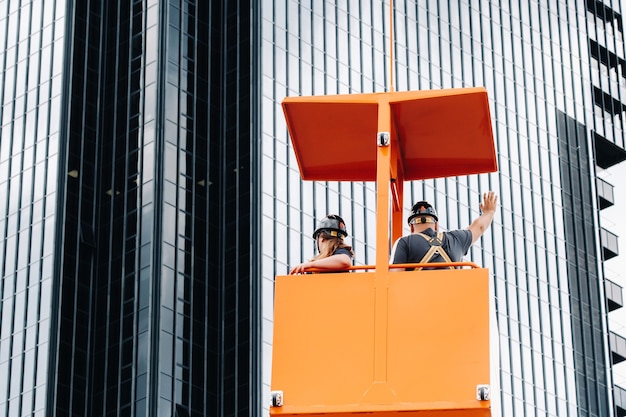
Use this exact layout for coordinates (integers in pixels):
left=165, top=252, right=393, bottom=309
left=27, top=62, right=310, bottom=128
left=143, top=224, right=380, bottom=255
left=415, top=232, right=453, bottom=270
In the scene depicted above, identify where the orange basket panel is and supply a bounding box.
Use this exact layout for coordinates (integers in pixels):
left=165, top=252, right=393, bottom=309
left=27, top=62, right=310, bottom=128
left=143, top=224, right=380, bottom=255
left=270, top=268, right=491, bottom=416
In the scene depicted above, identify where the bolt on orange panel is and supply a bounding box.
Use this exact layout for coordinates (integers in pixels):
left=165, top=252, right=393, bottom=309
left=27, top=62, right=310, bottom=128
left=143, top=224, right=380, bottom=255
left=270, top=268, right=491, bottom=416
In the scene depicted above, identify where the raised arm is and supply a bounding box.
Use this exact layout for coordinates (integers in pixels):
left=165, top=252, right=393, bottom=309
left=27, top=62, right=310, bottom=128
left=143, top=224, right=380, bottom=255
left=467, top=191, right=498, bottom=244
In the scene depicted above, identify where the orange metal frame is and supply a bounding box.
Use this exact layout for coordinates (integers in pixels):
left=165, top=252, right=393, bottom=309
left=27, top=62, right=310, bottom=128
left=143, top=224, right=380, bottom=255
left=271, top=88, right=497, bottom=416
left=271, top=269, right=491, bottom=417
left=281, top=88, right=497, bottom=255
left=306, top=261, right=481, bottom=272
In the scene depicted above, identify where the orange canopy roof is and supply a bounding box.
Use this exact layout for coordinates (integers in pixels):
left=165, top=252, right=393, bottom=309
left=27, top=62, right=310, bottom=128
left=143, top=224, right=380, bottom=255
left=282, top=88, right=497, bottom=181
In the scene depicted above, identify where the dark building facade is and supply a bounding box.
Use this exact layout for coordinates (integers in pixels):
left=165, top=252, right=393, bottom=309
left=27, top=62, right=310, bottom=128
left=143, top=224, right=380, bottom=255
left=558, top=111, right=610, bottom=415
left=1, top=1, right=259, bottom=416
left=2, top=1, right=626, bottom=417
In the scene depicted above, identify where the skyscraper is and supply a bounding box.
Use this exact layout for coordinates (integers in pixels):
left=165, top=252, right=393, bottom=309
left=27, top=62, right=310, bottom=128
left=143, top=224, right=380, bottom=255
left=1, top=1, right=626, bottom=417
left=1, top=1, right=259, bottom=416
left=260, top=1, right=626, bottom=416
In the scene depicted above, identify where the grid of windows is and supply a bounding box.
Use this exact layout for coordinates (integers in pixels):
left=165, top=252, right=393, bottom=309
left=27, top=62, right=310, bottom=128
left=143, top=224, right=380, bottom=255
left=2, top=1, right=259, bottom=417
left=2, top=0, right=624, bottom=416
left=260, top=1, right=616, bottom=415
left=558, top=111, right=609, bottom=416
left=59, top=1, right=257, bottom=416
left=0, top=1, right=66, bottom=416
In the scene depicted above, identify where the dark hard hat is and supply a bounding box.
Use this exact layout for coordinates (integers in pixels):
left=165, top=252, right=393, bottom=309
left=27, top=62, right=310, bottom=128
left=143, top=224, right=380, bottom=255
left=408, top=201, right=438, bottom=224
left=313, top=214, right=348, bottom=239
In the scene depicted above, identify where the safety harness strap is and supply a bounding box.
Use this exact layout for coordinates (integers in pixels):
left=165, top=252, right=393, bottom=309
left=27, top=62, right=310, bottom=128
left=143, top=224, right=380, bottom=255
left=415, top=232, right=453, bottom=270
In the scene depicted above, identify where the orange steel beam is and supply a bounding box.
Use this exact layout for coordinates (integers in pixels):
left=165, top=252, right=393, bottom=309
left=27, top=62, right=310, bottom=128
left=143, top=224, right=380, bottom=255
left=390, top=178, right=403, bottom=242
left=374, top=98, right=391, bottom=386
left=300, top=261, right=482, bottom=272
left=376, top=98, right=392, bottom=273
left=390, top=109, right=404, bottom=243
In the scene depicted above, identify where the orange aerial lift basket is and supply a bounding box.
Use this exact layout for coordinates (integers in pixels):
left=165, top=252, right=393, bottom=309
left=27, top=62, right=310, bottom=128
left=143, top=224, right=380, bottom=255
left=270, top=87, right=497, bottom=417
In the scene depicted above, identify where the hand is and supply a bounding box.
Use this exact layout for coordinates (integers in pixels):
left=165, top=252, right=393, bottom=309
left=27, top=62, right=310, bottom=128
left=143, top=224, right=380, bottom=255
left=480, top=191, right=498, bottom=214
left=468, top=191, right=498, bottom=244
left=290, top=262, right=312, bottom=275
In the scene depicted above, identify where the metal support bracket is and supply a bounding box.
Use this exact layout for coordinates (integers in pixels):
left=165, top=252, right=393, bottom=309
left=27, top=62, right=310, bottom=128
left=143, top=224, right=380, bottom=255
left=270, top=390, right=284, bottom=407
left=378, top=132, right=390, bottom=146
left=476, top=384, right=490, bottom=401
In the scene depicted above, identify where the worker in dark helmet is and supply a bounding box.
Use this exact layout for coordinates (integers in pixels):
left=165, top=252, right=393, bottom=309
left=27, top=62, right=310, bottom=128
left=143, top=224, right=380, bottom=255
left=391, top=191, right=498, bottom=270
left=290, top=214, right=354, bottom=274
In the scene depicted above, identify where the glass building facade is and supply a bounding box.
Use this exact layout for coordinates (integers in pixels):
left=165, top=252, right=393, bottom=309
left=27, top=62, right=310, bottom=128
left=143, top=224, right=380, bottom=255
left=1, top=1, right=259, bottom=416
left=260, top=1, right=626, bottom=416
left=1, top=0, right=626, bottom=417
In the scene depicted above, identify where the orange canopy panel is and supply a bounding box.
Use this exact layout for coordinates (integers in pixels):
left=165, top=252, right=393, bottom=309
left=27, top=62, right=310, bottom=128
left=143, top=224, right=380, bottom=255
left=282, top=88, right=497, bottom=181
left=270, top=268, right=491, bottom=417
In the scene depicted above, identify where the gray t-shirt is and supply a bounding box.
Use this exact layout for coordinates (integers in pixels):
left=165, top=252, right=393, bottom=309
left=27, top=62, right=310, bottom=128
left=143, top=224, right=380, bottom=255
left=391, top=228, right=473, bottom=268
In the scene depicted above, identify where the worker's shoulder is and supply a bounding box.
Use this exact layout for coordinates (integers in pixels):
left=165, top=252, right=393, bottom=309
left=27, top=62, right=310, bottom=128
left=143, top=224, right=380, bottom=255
left=443, top=228, right=473, bottom=247
left=445, top=228, right=471, bottom=237
left=403, top=232, right=435, bottom=245
left=333, top=247, right=352, bottom=257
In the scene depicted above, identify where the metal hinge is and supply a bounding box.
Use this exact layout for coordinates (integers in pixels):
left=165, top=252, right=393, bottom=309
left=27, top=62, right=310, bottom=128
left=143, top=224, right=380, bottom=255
left=377, top=132, right=390, bottom=146
left=270, top=390, right=284, bottom=407
left=476, top=384, right=490, bottom=401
